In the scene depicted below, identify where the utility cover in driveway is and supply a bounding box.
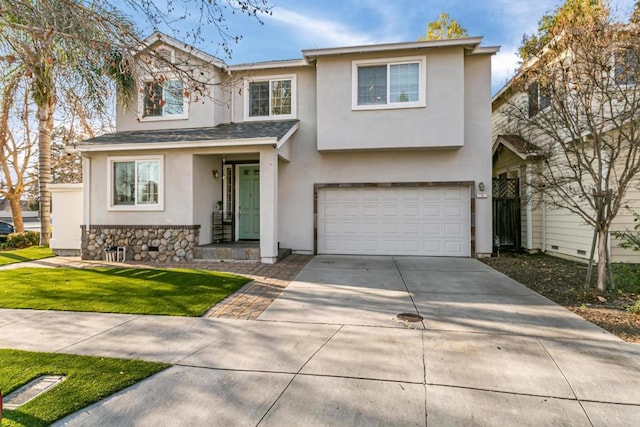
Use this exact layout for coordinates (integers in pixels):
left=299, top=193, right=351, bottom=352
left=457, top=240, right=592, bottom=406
left=317, top=186, right=470, bottom=256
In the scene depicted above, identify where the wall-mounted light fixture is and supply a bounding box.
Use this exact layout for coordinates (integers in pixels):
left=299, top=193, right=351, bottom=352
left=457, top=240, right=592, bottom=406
left=212, top=170, right=220, bottom=179
left=478, top=182, right=486, bottom=192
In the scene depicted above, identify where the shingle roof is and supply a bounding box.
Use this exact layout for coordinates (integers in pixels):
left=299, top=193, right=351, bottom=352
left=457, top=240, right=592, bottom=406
left=79, top=120, right=299, bottom=145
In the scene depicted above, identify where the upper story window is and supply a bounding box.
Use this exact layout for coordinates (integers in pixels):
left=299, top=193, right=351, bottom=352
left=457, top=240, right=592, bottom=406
left=244, top=75, right=296, bottom=120
left=614, top=47, right=638, bottom=85
left=140, top=79, right=188, bottom=121
left=528, top=81, right=551, bottom=118
left=108, top=155, right=164, bottom=211
left=352, top=56, right=426, bottom=110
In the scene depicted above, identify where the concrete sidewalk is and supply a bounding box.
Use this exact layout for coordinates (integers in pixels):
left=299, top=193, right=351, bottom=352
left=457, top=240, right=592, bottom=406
left=1, top=255, right=639, bottom=426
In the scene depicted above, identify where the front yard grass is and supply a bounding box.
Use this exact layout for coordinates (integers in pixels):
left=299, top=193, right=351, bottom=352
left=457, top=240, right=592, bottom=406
left=0, top=349, right=168, bottom=426
left=0, top=247, right=54, bottom=266
left=0, top=267, right=251, bottom=316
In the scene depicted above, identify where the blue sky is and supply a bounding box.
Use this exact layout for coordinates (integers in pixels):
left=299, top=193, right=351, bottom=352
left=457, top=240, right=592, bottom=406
left=135, top=0, right=637, bottom=94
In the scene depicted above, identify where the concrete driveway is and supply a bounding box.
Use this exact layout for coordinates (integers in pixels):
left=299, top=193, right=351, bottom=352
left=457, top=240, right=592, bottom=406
left=2, top=255, right=639, bottom=426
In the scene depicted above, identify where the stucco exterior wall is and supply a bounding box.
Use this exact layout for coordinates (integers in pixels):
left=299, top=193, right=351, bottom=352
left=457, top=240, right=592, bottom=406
left=315, top=48, right=465, bottom=150
left=50, top=184, right=83, bottom=255
left=116, top=47, right=227, bottom=132
left=87, top=150, right=194, bottom=225
left=463, top=53, right=493, bottom=255
left=193, top=154, right=222, bottom=245
left=276, top=52, right=493, bottom=255
left=230, top=65, right=314, bottom=123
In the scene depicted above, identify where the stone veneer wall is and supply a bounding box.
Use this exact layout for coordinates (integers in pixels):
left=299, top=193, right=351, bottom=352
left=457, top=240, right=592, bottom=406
left=81, top=225, right=200, bottom=262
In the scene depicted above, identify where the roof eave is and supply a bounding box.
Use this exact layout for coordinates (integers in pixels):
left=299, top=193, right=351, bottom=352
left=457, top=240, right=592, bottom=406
left=228, top=59, right=311, bottom=71
left=471, top=46, right=500, bottom=55
left=76, top=137, right=279, bottom=153
left=276, top=122, right=299, bottom=149
left=302, top=36, right=484, bottom=59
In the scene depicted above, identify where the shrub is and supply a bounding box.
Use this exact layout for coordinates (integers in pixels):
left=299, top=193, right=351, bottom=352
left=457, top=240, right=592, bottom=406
left=613, top=263, right=640, bottom=294
left=3, top=231, right=40, bottom=249
left=628, top=300, right=640, bottom=315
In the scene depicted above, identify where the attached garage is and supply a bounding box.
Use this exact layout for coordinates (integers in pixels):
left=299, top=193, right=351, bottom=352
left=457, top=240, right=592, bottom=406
left=316, top=185, right=471, bottom=257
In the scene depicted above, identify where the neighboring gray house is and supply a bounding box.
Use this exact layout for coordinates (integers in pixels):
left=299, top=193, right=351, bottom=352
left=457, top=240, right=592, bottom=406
left=76, top=32, right=499, bottom=263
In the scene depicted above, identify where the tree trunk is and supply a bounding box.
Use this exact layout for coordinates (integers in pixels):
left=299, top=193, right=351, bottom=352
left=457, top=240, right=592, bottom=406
left=37, top=102, right=54, bottom=246
left=596, top=228, right=609, bottom=292
left=6, top=192, right=24, bottom=233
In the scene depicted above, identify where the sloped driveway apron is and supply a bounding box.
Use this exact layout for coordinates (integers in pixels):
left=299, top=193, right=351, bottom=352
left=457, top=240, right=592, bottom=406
left=2, top=255, right=636, bottom=426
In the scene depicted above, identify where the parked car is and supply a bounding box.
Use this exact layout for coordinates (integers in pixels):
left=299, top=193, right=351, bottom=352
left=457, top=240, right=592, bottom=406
left=0, top=221, right=14, bottom=235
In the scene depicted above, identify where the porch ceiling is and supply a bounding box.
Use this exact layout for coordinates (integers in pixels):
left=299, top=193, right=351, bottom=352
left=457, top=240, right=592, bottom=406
left=75, top=120, right=299, bottom=152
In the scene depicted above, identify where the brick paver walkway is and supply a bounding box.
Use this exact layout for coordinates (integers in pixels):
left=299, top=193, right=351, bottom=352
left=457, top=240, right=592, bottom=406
left=0, top=254, right=313, bottom=320
left=201, top=255, right=312, bottom=319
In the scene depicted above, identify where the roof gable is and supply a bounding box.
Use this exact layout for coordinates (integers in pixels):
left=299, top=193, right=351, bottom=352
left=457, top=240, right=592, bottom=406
left=492, top=135, right=542, bottom=160
left=141, top=31, right=228, bottom=70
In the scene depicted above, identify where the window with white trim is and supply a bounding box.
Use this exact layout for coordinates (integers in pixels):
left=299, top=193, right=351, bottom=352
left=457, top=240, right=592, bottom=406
left=244, top=75, right=296, bottom=120
left=109, top=156, right=164, bottom=210
left=528, top=81, right=551, bottom=118
left=614, top=47, right=638, bottom=85
left=222, top=164, right=233, bottom=217
left=140, top=79, right=188, bottom=120
left=352, top=57, right=426, bottom=110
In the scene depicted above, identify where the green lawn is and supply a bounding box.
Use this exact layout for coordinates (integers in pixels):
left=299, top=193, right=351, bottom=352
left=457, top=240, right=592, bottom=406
left=0, top=349, right=168, bottom=426
left=0, top=267, right=251, bottom=316
left=0, top=247, right=54, bottom=266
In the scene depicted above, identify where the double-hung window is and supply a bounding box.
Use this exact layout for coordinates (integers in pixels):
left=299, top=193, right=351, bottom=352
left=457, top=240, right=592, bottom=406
left=141, top=79, right=187, bottom=120
left=352, top=57, right=426, bottom=110
left=245, top=75, right=296, bottom=120
left=528, top=81, right=551, bottom=118
left=109, top=156, right=164, bottom=210
left=614, top=47, right=638, bottom=85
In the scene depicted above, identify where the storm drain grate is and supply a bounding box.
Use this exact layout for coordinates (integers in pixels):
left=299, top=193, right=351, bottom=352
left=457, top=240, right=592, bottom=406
left=397, top=313, right=423, bottom=322
left=3, top=375, right=66, bottom=409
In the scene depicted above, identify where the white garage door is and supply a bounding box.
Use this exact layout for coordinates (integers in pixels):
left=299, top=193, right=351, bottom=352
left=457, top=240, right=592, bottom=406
left=317, top=186, right=470, bottom=257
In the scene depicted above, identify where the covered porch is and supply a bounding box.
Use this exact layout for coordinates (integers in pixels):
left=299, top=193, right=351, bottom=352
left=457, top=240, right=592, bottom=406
left=77, top=120, right=298, bottom=264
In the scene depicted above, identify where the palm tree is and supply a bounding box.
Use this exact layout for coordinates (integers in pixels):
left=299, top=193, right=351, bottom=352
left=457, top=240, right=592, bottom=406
left=0, top=0, right=139, bottom=244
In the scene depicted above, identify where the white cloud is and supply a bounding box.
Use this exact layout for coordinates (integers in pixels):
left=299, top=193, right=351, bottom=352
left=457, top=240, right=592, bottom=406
left=492, top=46, right=519, bottom=93
left=265, top=7, right=378, bottom=47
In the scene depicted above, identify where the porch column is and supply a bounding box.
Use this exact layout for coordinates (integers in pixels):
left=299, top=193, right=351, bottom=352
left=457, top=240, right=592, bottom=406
left=524, top=163, right=534, bottom=251
left=259, top=149, right=278, bottom=264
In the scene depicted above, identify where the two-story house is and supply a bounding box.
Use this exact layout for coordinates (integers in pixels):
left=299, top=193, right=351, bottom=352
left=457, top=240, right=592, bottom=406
left=77, top=32, right=498, bottom=263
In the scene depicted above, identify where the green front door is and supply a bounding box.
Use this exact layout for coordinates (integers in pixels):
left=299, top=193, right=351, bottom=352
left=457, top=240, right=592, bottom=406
left=238, top=165, right=260, bottom=240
